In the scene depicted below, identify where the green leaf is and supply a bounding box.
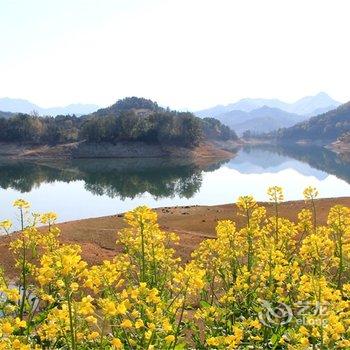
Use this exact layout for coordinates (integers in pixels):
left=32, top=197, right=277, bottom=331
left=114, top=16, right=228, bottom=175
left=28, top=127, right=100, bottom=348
left=199, top=300, right=211, bottom=308
left=270, top=333, right=279, bottom=344
left=174, top=343, right=186, bottom=350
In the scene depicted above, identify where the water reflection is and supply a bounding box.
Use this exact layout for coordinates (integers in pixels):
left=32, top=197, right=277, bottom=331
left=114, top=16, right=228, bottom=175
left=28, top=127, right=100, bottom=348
left=239, top=144, right=350, bottom=184
left=0, top=145, right=349, bottom=203
left=0, top=146, right=350, bottom=223
left=0, top=158, right=228, bottom=199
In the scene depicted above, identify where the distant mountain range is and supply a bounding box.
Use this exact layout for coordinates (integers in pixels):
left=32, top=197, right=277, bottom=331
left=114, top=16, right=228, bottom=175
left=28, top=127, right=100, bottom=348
left=196, top=92, right=340, bottom=117
left=195, top=92, right=341, bottom=135
left=0, top=93, right=344, bottom=139
left=0, top=97, right=100, bottom=116
left=211, top=106, right=309, bottom=135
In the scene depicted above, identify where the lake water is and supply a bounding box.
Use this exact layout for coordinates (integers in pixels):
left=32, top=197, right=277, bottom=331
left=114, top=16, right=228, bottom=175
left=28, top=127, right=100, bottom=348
left=1, top=144, right=350, bottom=225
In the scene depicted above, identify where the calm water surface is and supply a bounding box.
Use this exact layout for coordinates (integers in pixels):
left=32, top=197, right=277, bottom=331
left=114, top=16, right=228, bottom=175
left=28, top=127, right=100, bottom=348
left=1, top=144, right=350, bottom=224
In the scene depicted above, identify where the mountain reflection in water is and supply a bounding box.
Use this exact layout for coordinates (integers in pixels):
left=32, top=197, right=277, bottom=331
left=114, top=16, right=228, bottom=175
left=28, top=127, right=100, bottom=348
left=0, top=145, right=350, bottom=223
left=0, top=158, right=227, bottom=199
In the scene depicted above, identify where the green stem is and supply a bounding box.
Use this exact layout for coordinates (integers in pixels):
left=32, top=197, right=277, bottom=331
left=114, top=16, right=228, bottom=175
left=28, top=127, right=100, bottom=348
left=140, top=220, right=146, bottom=282
left=311, top=199, right=317, bottom=231
left=172, top=287, right=188, bottom=350
left=275, top=201, right=279, bottom=243
left=19, top=208, right=26, bottom=320
left=337, top=234, right=343, bottom=290
left=66, top=284, right=77, bottom=350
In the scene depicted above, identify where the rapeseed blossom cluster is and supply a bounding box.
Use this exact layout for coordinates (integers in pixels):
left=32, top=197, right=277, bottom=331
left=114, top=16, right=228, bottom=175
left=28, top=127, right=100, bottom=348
left=0, top=188, right=350, bottom=349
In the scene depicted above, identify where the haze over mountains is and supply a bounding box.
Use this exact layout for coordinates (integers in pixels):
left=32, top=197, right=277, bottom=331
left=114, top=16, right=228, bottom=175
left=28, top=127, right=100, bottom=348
left=196, top=92, right=340, bottom=117
left=195, top=92, right=341, bottom=135
left=0, top=93, right=344, bottom=137
left=212, top=107, right=308, bottom=135
left=0, top=97, right=100, bottom=116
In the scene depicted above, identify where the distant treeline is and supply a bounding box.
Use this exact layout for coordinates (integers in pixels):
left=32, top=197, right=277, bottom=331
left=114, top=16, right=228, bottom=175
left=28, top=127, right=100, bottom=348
left=0, top=97, right=238, bottom=148
left=263, top=102, right=350, bottom=143
left=0, top=114, right=82, bottom=144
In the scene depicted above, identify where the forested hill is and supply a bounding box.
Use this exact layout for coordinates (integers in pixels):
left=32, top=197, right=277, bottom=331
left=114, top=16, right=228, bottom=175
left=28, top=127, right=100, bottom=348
left=91, top=96, right=161, bottom=117
left=272, top=102, right=350, bottom=144
left=81, top=97, right=238, bottom=147
left=0, top=97, right=238, bottom=148
left=0, top=111, right=14, bottom=119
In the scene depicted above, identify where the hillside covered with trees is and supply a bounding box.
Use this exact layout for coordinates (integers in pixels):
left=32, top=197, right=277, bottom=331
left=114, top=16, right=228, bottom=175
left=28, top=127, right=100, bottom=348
left=0, top=97, right=238, bottom=148
left=0, top=110, right=15, bottom=119
left=272, top=102, right=350, bottom=143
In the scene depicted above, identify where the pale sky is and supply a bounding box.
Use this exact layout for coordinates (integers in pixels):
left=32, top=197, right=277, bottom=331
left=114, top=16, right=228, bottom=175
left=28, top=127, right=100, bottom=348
left=0, top=0, right=349, bottom=110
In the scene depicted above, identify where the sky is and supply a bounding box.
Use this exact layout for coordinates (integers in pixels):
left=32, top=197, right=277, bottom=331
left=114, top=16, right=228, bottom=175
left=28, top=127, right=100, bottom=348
left=0, top=0, right=349, bottom=110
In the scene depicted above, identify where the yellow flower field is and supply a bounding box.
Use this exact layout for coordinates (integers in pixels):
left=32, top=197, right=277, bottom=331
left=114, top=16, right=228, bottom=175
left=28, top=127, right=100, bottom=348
left=1, top=187, right=350, bottom=349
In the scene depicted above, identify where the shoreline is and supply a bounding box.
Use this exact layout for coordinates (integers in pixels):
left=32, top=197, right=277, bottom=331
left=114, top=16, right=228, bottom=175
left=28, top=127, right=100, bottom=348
left=0, top=140, right=240, bottom=161
left=1, top=196, right=350, bottom=279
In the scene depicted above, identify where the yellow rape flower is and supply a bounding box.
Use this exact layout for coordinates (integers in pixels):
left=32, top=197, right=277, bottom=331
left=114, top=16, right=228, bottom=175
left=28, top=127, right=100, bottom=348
left=1, top=321, right=13, bottom=334
left=164, top=335, right=175, bottom=344
left=13, top=199, right=30, bottom=209
left=120, top=319, right=133, bottom=329
left=112, top=338, right=123, bottom=349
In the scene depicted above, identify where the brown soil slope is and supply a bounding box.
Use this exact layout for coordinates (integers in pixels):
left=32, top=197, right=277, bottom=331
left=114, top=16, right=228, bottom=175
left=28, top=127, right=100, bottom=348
left=0, top=141, right=238, bottom=160
left=1, top=197, right=350, bottom=278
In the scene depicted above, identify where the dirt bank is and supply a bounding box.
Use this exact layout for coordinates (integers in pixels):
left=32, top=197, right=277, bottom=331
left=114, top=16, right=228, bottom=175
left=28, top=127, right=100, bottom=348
left=330, top=139, right=350, bottom=155
left=0, top=140, right=240, bottom=161
left=1, top=197, right=350, bottom=279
